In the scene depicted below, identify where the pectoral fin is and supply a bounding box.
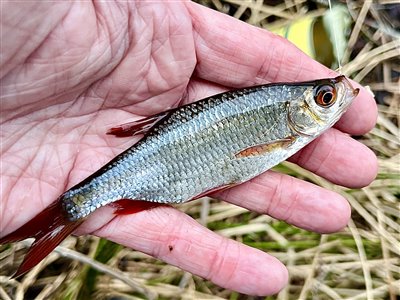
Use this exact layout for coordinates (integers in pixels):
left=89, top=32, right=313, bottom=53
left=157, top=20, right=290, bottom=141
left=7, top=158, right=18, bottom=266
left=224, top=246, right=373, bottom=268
left=235, top=137, right=295, bottom=158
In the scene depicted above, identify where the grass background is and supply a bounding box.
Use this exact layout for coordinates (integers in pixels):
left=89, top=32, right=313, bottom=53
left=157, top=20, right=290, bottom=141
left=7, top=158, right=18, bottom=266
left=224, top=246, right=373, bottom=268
left=1, top=1, right=399, bottom=299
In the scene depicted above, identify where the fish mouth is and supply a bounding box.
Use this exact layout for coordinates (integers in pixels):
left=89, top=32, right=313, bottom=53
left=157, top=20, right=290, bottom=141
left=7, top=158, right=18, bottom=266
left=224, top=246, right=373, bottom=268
left=334, top=75, right=360, bottom=97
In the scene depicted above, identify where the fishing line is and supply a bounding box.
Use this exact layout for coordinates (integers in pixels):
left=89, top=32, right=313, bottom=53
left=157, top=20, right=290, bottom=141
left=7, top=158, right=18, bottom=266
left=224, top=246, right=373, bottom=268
left=327, top=0, right=343, bottom=74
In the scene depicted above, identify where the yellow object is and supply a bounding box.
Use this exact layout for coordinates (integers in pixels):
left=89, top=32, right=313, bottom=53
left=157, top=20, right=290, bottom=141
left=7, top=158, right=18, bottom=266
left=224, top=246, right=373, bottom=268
left=270, top=5, right=351, bottom=68
left=272, top=16, right=316, bottom=58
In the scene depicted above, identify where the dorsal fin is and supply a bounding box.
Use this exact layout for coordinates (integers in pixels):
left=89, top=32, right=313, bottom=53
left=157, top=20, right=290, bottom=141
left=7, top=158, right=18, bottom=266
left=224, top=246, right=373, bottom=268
left=107, top=111, right=169, bottom=137
left=107, top=89, right=193, bottom=138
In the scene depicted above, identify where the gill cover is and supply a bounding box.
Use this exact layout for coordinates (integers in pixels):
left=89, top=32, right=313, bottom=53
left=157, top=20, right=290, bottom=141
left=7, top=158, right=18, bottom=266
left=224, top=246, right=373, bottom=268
left=288, top=76, right=358, bottom=136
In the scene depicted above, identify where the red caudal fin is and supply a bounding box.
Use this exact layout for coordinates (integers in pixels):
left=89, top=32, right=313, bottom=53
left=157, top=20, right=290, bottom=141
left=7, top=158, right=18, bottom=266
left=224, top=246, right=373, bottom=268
left=0, top=200, right=83, bottom=278
left=107, top=112, right=169, bottom=137
left=110, top=199, right=164, bottom=215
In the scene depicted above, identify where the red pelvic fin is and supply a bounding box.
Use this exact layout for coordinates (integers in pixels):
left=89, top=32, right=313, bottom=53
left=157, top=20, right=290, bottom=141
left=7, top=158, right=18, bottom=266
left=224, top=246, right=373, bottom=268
left=107, top=111, right=169, bottom=137
left=0, top=200, right=83, bottom=278
left=110, top=199, right=164, bottom=215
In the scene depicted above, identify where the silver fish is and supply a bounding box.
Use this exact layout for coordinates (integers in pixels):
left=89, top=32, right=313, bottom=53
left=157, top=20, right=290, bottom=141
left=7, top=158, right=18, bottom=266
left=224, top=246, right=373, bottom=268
left=0, top=75, right=359, bottom=277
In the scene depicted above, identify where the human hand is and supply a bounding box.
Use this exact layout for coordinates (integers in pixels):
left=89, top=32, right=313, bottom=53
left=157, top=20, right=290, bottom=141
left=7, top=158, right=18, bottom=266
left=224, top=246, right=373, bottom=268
left=1, top=1, right=377, bottom=296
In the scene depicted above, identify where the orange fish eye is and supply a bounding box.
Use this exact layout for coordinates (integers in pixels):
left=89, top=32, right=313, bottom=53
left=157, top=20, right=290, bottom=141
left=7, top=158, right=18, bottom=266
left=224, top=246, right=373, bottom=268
left=314, top=84, right=337, bottom=107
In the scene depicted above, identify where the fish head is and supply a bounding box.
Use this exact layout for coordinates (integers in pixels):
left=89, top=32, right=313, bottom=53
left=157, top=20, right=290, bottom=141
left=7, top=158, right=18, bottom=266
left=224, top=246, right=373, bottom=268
left=288, top=76, right=359, bottom=136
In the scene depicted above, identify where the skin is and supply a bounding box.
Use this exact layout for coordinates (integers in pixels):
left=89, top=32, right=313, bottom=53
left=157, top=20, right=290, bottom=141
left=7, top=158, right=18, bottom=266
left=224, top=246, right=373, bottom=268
left=1, top=1, right=378, bottom=296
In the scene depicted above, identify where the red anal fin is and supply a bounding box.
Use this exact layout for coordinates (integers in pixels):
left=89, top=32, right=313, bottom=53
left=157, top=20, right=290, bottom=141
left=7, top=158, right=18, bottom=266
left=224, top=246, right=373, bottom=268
left=110, top=199, right=164, bottom=215
left=0, top=200, right=83, bottom=278
left=235, top=137, right=295, bottom=158
left=191, top=183, right=236, bottom=201
left=107, top=112, right=169, bottom=137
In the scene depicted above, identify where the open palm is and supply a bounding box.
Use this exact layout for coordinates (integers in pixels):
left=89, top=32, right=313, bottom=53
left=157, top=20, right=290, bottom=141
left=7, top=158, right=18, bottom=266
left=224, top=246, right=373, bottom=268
left=1, top=1, right=378, bottom=295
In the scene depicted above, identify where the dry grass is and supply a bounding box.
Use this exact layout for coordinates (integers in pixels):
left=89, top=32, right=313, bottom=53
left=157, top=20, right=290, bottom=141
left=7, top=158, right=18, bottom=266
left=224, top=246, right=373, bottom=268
left=1, top=1, right=399, bottom=299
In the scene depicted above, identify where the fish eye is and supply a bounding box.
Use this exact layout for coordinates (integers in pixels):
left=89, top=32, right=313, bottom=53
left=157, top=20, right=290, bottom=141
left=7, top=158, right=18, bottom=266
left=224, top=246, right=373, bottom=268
left=314, top=84, right=337, bottom=107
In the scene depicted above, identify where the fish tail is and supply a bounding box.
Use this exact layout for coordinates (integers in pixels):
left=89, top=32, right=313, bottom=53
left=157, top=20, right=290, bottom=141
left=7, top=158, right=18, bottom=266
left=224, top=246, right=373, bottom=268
left=0, top=200, right=83, bottom=278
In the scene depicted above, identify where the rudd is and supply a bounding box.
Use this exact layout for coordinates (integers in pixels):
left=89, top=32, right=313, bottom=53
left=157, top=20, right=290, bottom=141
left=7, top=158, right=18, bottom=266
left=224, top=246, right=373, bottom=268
left=0, top=75, right=359, bottom=277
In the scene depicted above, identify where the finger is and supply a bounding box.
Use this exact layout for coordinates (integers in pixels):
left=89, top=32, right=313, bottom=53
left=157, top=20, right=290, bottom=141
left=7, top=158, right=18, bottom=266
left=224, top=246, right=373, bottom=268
left=186, top=2, right=377, bottom=135
left=216, top=171, right=351, bottom=233
left=93, top=207, right=288, bottom=296
left=289, top=128, right=378, bottom=188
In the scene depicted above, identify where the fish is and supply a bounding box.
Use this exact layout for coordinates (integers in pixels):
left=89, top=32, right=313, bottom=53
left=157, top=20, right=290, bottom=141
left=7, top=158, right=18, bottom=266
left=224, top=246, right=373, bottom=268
left=0, top=75, right=359, bottom=278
